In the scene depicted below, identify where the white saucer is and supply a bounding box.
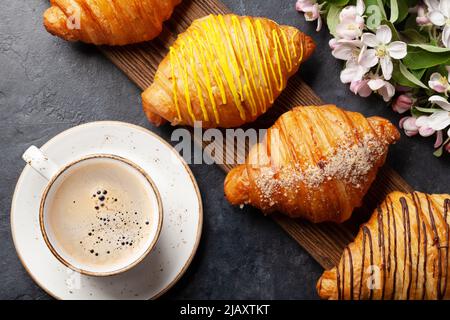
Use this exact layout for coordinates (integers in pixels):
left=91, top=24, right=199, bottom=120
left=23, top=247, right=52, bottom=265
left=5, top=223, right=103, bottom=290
left=11, top=121, right=203, bottom=300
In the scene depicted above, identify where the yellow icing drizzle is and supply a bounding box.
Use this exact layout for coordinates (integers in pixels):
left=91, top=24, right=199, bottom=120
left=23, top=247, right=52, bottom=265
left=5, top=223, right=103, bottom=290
left=168, top=14, right=304, bottom=125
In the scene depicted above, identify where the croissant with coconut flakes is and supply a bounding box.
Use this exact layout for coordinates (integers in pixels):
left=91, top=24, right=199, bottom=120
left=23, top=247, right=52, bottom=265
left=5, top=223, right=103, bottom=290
left=224, top=105, right=400, bottom=223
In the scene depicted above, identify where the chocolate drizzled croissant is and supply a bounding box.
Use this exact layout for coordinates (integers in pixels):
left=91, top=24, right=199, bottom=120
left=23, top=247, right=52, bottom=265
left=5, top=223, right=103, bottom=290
left=317, top=191, right=450, bottom=300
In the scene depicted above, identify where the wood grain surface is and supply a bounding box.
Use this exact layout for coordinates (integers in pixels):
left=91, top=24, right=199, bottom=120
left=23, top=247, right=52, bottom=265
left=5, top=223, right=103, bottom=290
left=100, top=0, right=414, bottom=270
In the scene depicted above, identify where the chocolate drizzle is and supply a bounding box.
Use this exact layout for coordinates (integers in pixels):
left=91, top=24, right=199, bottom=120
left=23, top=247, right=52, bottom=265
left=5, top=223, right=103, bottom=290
left=425, top=194, right=443, bottom=300
left=400, top=197, right=413, bottom=299
left=422, top=221, right=427, bottom=300
left=330, top=192, right=450, bottom=300
left=411, top=192, right=422, bottom=298
left=441, top=199, right=449, bottom=298
left=377, top=206, right=386, bottom=299
left=389, top=196, right=398, bottom=300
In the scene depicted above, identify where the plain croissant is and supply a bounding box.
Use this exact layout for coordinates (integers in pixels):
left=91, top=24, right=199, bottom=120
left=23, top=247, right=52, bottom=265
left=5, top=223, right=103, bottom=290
left=317, top=191, right=450, bottom=300
left=142, top=14, right=315, bottom=128
left=224, top=105, right=400, bottom=223
left=43, top=0, right=181, bottom=45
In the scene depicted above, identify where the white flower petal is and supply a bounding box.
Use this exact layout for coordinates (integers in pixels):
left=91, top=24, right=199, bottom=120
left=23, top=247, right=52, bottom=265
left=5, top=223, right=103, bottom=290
left=428, top=11, right=446, bottom=26
left=316, top=15, right=323, bottom=32
left=416, top=115, right=430, bottom=127
left=336, top=22, right=362, bottom=40
left=425, top=0, right=440, bottom=11
left=429, top=95, right=450, bottom=111
left=387, top=41, right=407, bottom=59
left=340, top=66, right=358, bottom=83
left=442, top=25, right=450, bottom=48
left=376, top=25, right=392, bottom=44
left=358, top=48, right=378, bottom=68
left=380, top=56, right=393, bottom=80
left=356, top=0, right=365, bottom=16
left=427, top=111, right=450, bottom=131
left=439, top=0, right=450, bottom=19
left=361, top=33, right=378, bottom=47
left=339, top=6, right=357, bottom=22
left=333, top=45, right=355, bottom=60
left=368, top=78, right=385, bottom=90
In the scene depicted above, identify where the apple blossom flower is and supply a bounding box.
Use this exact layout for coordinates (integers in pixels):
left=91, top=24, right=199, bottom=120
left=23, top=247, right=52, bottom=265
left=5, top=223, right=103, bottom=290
left=400, top=116, right=419, bottom=137
left=350, top=79, right=372, bottom=97
left=416, top=111, right=450, bottom=136
left=392, top=94, right=414, bottom=113
left=427, top=0, right=450, bottom=48
left=415, top=96, right=450, bottom=135
left=367, top=75, right=396, bottom=101
left=335, top=0, right=365, bottom=40
left=359, top=25, right=407, bottom=80
left=295, top=0, right=323, bottom=31
left=428, top=67, right=450, bottom=93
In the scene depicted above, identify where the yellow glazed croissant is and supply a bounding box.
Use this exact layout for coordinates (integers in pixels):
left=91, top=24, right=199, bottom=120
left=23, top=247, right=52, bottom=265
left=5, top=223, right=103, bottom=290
left=142, top=14, right=315, bottom=128
left=224, top=105, right=400, bottom=223
left=317, top=191, right=450, bottom=300
left=43, top=0, right=181, bottom=45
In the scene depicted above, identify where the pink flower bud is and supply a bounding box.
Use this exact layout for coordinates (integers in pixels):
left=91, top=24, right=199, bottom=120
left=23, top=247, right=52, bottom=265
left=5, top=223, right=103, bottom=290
left=419, top=126, right=435, bottom=137
left=399, top=116, right=419, bottom=137
left=445, top=143, right=450, bottom=153
left=416, top=5, right=430, bottom=26
left=350, top=79, right=372, bottom=97
left=392, top=94, right=414, bottom=114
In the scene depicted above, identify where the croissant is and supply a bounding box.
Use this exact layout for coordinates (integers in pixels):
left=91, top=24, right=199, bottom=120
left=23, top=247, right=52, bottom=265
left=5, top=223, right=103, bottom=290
left=317, top=191, right=450, bottom=300
left=142, top=14, right=315, bottom=128
left=224, top=105, right=400, bottom=223
left=43, top=0, right=181, bottom=45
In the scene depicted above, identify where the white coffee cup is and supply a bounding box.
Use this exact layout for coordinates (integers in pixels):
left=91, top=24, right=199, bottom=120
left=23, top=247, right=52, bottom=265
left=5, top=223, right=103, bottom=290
left=23, top=146, right=163, bottom=277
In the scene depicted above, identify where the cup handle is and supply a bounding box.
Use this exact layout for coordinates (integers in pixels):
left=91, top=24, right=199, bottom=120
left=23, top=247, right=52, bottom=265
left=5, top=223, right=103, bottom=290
left=22, top=146, right=59, bottom=181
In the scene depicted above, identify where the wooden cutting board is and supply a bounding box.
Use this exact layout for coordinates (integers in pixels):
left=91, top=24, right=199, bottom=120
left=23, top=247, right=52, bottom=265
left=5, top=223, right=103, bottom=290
left=100, top=0, right=413, bottom=270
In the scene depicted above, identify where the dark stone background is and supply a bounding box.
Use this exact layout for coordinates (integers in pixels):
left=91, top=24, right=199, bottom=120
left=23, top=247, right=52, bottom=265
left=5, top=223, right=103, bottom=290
left=0, top=0, right=448, bottom=300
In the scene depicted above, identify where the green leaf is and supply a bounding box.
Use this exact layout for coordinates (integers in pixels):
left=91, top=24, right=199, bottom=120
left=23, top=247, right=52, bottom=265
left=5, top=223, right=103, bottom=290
left=400, top=29, right=428, bottom=43
left=396, top=0, right=411, bottom=23
left=399, top=63, right=429, bottom=89
left=415, top=107, right=443, bottom=113
left=326, top=0, right=350, bottom=6
left=389, top=0, right=399, bottom=23
left=327, top=5, right=341, bottom=37
left=403, top=46, right=450, bottom=69
left=434, top=147, right=444, bottom=157
left=408, top=44, right=450, bottom=53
